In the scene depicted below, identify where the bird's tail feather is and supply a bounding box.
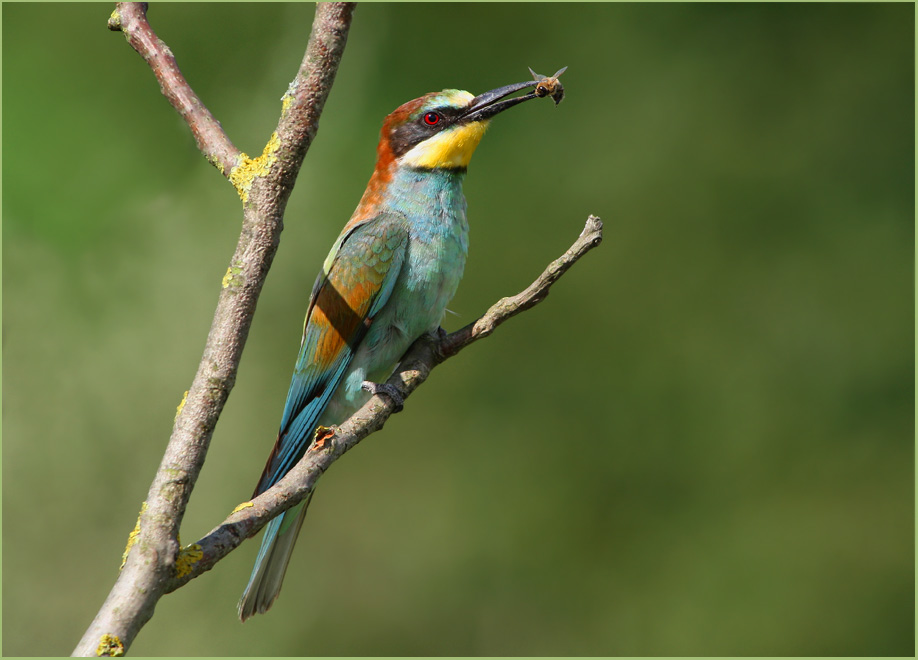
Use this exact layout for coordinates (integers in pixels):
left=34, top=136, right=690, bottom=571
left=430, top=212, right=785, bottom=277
left=237, top=491, right=314, bottom=621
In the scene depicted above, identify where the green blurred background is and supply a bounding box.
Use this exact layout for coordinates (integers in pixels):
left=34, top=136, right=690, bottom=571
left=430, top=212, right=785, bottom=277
left=3, top=2, right=914, bottom=656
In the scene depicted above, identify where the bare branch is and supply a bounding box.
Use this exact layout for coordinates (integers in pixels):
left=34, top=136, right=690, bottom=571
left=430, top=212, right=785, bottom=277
left=230, top=2, right=357, bottom=207
left=440, top=215, right=605, bottom=357
left=73, top=3, right=355, bottom=656
left=162, top=215, right=604, bottom=590
left=107, top=2, right=242, bottom=175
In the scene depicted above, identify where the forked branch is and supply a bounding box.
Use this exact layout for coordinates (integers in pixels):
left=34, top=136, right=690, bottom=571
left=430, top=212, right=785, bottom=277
left=75, top=2, right=601, bottom=656
left=73, top=3, right=355, bottom=656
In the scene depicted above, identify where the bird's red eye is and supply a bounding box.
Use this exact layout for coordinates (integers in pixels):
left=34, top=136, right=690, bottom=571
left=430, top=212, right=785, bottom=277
left=423, top=112, right=441, bottom=126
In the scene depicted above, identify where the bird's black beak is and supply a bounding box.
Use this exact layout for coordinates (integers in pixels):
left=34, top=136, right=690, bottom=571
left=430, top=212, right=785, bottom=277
left=459, top=80, right=540, bottom=124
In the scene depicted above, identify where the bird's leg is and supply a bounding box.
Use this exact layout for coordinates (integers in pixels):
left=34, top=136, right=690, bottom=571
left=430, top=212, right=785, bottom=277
left=361, top=381, right=404, bottom=413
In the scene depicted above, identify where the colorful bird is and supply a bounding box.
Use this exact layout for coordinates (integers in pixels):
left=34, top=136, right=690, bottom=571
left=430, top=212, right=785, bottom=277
left=238, top=71, right=564, bottom=621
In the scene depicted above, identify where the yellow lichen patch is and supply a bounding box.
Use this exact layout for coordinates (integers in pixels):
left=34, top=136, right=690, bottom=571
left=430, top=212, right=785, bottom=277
left=175, top=543, right=203, bottom=579
left=208, top=153, right=226, bottom=176
left=229, top=131, right=281, bottom=204
left=96, top=633, right=125, bottom=657
left=222, top=263, right=243, bottom=289
left=107, top=9, right=122, bottom=31
left=121, top=502, right=147, bottom=570
left=232, top=501, right=255, bottom=514
left=175, top=390, right=189, bottom=422
left=281, top=80, right=297, bottom=115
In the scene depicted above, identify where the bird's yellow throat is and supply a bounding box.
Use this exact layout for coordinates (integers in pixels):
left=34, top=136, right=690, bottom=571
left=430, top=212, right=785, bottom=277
left=400, top=120, right=490, bottom=170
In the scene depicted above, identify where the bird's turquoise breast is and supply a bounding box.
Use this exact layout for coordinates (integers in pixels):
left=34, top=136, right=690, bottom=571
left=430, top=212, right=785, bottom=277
left=392, top=168, right=469, bottom=325
left=334, top=168, right=469, bottom=409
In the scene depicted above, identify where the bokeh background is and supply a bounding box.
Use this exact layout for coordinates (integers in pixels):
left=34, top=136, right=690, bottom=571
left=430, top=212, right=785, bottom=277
left=3, top=2, right=914, bottom=656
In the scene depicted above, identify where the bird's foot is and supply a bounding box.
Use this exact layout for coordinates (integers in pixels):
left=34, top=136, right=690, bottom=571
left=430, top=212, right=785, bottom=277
left=361, top=381, right=404, bottom=413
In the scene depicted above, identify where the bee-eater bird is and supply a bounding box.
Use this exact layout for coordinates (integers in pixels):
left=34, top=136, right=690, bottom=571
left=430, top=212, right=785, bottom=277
left=238, top=73, right=561, bottom=621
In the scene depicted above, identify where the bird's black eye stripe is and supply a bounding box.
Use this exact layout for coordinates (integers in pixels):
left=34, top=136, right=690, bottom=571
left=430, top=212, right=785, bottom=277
left=418, top=106, right=464, bottom=128
left=390, top=106, right=466, bottom=158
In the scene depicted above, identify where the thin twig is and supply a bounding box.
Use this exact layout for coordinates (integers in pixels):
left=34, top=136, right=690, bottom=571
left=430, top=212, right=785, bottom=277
left=108, top=3, right=242, bottom=175
left=162, top=215, right=604, bottom=591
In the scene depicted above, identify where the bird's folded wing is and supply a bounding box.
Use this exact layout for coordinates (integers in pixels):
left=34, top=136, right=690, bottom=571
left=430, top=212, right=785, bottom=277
left=253, top=213, right=409, bottom=496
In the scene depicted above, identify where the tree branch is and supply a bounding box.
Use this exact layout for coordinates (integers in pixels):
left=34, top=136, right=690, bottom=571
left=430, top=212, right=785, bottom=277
left=161, top=215, right=604, bottom=591
left=73, top=3, right=355, bottom=656
left=78, top=3, right=598, bottom=656
left=107, top=2, right=242, bottom=176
